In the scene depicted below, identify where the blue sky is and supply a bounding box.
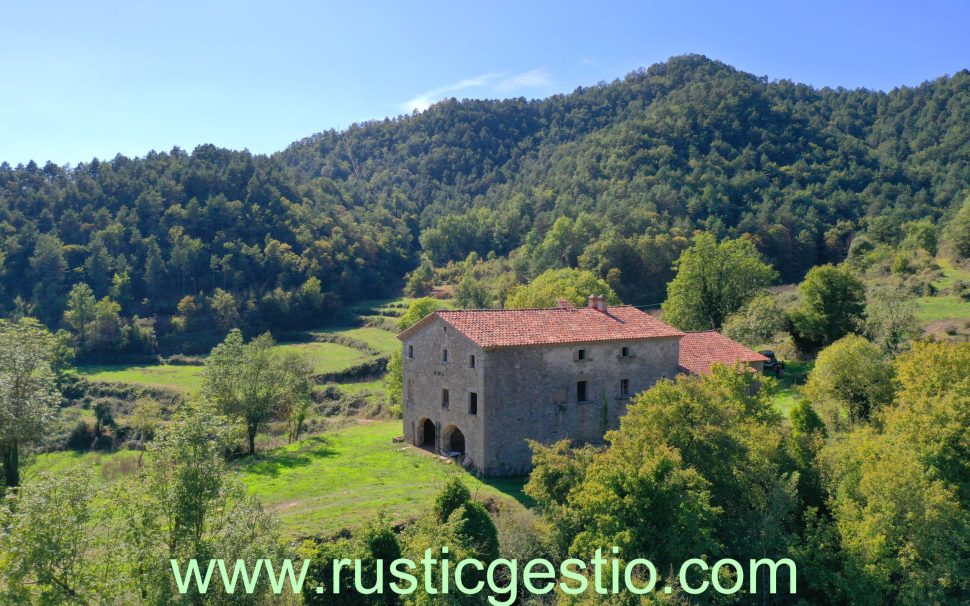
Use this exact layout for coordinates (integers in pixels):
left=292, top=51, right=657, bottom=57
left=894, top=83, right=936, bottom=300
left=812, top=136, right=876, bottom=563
left=2, top=0, right=968, bottom=165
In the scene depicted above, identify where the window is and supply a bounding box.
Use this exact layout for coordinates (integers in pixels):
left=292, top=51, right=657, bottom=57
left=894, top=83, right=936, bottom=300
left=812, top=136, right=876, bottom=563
left=469, top=354, right=476, bottom=368
left=441, top=389, right=450, bottom=409
left=408, top=345, right=414, bottom=359
left=407, top=379, right=413, bottom=400
left=442, top=349, right=449, bottom=363
left=577, top=381, right=588, bottom=402
left=469, top=392, right=478, bottom=415
left=621, top=346, right=630, bottom=358
left=577, top=349, right=587, bottom=361
left=620, top=379, right=630, bottom=397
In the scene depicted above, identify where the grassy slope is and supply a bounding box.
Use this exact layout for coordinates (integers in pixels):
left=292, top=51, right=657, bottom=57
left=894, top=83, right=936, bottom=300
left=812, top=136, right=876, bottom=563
left=28, top=420, right=526, bottom=537
left=916, top=258, right=970, bottom=323
left=240, top=421, right=527, bottom=536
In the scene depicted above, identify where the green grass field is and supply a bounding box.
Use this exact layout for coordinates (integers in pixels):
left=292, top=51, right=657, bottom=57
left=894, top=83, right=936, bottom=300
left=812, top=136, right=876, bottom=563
left=78, top=336, right=391, bottom=394
left=915, top=294, right=970, bottom=323
left=915, top=258, right=970, bottom=324
left=240, top=420, right=527, bottom=536
left=273, top=340, right=369, bottom=374
left=27, top=420, right=526, bottom=537
left=77, top=363, right=204, bottom=393
left=771, top=360, right=813, bottom=417
left=323, top=326, right=401, bottom=355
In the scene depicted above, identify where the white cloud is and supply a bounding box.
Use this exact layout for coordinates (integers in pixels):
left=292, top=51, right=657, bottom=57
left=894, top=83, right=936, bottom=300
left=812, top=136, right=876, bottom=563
left=495, top=68, right=552, bottom=93
left=400, top=67, right=553, bottom=113
left=401, top=72, right=504, bottom=113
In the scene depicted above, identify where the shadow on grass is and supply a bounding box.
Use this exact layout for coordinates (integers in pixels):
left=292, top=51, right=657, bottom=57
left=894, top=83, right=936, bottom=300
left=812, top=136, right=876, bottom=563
left=242, top=436, right=337, bottom=477
left=480, top=475, right=534, bottom=508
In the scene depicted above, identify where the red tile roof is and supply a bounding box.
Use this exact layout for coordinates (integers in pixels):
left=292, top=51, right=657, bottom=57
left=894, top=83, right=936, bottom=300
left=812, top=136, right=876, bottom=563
left=677, top=331, right=769, bottom=375
left=398, top=305, right=684, bottom=349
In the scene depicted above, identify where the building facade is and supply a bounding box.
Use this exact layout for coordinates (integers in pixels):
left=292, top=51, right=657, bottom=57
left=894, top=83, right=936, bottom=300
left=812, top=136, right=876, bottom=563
left=398, top=296, right=766, bottom=476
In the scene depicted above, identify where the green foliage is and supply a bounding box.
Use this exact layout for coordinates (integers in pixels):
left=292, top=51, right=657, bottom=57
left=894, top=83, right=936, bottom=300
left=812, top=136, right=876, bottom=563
left=946, top=195, right=970, bottom=259
left=804, top=335, right=896, bottom=431
left=864, top=284, right=920, bottom=354
left=398, top=297, right=440, bottom=330
left=0, top=318, right=60, bottom=488
left=383, top=350, right=403, bottom=415
left=202, top=329, right=313, bottom=454
left=529, top=368, right=798, bottom=587
left=405, top=260, right=435, bottom=297
left=788, top=264, right=866, bottom=353
left=0, top=404, right=284, bottom=604
left=661, top=232, right=777, bottom=330
left=505, top=268, right=619, bottom=309
left=722, top=293, right=786, bottom=347
left=433, top=477, right=473, bottom=523
left=302, top=515, right=403, bottom=606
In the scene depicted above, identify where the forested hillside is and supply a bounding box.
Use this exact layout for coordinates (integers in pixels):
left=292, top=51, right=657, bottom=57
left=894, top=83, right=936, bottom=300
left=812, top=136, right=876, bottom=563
left=2, top=55, right=969, bottom=353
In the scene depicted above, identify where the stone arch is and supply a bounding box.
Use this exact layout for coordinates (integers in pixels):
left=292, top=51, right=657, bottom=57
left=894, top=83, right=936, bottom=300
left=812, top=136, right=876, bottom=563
left=418, top=418, right=436, bottom=450
left=442, top=425, right=466, bottom=455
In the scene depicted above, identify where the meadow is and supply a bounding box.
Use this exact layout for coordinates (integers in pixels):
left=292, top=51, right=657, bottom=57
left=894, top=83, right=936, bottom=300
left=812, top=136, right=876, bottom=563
left=29, top=420, right=526, bottom=537
left=77, top=328, right=396, bottom=395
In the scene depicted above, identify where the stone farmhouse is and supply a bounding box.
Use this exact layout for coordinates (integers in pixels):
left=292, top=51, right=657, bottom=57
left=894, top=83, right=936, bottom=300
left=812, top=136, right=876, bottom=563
left=397, top=295, right=767, bottom=476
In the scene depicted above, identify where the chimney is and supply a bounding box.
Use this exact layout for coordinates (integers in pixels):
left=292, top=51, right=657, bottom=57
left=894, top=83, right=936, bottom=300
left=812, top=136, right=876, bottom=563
left=556, top=298, right=574, bottom=309
left=588, top=294, right=608, bottom=313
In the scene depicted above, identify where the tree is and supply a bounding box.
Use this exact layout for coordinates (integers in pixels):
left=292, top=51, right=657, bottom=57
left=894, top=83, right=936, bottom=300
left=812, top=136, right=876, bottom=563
left=822, top=429, right=970, bottom=605
left=722, top=293, right=786, bottom=347
left=202, top=329, right=312, bottom=454
left=455, top=272, right=491, bottom=309
left=864, top=285, right=920, bottom=354
left=28, top=234, right=68, bottom=325
left=0, top=319, right=60, bottom=488
left=788, top=264, right=866, bottom=353
left=383, top=350, right=403, bottom=414
left=209, top=288, right=240, bottom=331
left=63, top=282, right=97, bottom=347
left=281, top=352, right=314, bottom=443
left=505, top=268, right=620, bottom=309
left=88, top=297, right=125, bottom=352
left=945, top=195, right=970, bottom=259
left=661, top=232, right=777, bottom=330
left=0, top=404, right=284, bottom=604
left=398, top=297, right=440, bottom=330
left=404, top=260, right=434, bottom=297
left=0, top=470, right=123, bottom=603
left=804, top=335, right=896, bottom=431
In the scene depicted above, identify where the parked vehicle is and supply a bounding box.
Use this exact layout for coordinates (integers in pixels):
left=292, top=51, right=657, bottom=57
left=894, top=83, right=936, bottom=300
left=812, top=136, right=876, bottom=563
left=759, top=350, right=785, bottom=377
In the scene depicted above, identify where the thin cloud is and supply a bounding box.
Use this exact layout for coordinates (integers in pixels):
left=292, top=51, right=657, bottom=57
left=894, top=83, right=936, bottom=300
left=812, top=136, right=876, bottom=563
left=401, top=72, right=504, bottom=113
left=400, top=67, right=552, bottom=113
left=495, top=68, right=552, bottom=93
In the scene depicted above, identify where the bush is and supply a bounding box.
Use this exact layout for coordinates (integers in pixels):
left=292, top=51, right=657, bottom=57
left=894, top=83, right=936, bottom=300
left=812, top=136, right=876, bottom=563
left=804, top=335, right=897, bottom=431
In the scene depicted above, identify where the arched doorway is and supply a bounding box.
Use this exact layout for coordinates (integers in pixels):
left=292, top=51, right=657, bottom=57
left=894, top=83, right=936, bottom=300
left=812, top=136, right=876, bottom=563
left=420, top=418, right=436, bottom=450
left=444, top=426, right=466, bottom=455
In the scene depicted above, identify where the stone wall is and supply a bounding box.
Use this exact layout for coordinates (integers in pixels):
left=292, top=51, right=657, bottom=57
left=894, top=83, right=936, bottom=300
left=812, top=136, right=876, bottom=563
left=401, top=317, right=486, bottom=469
left=401, top=318, right=682, bottom=476
left=481, top=336, right=681, bottom=475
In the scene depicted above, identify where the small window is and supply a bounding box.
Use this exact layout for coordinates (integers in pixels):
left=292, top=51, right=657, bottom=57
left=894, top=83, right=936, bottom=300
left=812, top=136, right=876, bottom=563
left=577, top=349, right=587, bottom=361
left=620, top=379, right=629, bottom=397
left=469, top=354, right=476, bottom=369
left=407, top=379, right=413, bottom=399
left=408, top=345, right=414, bottom=359
left=621, top=346, right=630, bottom=358
left=442, top=349, right=449, bottom=363
left=469, top=392, right=478, bottom=415
left=442, top=389, right=450, bottom=409
left=577, top=381, right=588, bottom=402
